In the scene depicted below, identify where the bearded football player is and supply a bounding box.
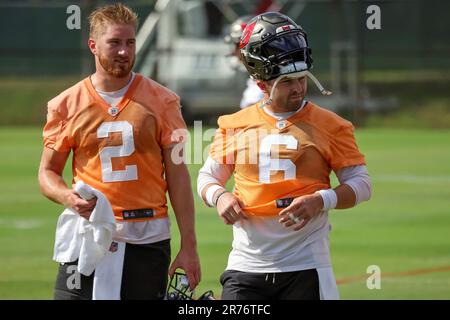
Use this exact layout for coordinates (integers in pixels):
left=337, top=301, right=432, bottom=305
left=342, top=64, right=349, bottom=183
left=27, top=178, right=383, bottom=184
left=198, top=12, right=372, bottom=300
left=38, top=3, right=200, bottom=299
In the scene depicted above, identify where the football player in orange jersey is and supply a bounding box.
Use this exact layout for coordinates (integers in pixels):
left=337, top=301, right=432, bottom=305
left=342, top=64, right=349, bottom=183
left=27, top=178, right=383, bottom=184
left=198, top=12, right=372, bottom=300
left=38, top=3, right=200, bottom=299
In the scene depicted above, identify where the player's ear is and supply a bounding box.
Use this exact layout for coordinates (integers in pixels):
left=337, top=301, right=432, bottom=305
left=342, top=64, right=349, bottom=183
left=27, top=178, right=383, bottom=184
left=88, top=38, right=97, bottom=55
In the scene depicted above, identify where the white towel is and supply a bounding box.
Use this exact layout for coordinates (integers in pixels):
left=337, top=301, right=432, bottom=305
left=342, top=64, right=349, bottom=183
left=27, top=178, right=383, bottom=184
left=53, top=181, right=116, bottom=276
left=93, top=241, right=126, bottom=300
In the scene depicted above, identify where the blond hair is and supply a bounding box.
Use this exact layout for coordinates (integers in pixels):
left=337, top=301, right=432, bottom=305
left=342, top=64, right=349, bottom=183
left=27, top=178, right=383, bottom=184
left=88, top=3, right=138, bottom=39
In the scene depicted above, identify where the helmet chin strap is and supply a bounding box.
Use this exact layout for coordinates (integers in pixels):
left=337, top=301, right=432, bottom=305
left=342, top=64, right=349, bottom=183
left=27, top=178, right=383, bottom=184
left=260, top=70, right=332, bottom=108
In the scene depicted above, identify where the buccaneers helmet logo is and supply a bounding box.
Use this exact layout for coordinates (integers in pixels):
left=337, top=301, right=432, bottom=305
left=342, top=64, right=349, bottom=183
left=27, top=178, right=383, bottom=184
left=239, top=20, right=257, bottom=49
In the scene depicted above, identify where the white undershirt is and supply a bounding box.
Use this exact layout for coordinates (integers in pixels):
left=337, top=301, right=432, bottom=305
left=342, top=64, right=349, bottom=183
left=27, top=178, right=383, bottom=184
left=93, top=72, right=170, bottom=244
left=96, top=72, right=136, bottom=107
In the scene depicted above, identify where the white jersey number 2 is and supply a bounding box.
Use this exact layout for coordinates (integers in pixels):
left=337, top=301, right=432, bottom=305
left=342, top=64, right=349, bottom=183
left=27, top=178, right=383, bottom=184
left=97, top=121, right=138, bottom=183
left=259, top=134, right=298, bottom=183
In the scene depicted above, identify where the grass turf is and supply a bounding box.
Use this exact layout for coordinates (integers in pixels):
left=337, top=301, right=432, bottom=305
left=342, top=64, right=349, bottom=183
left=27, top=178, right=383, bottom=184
left=0, top=127, right=449, bottom=299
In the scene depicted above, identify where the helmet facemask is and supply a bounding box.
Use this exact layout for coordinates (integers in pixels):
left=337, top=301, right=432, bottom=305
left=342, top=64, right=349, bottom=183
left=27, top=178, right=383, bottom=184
left=166, top=271, right=215, bottom=300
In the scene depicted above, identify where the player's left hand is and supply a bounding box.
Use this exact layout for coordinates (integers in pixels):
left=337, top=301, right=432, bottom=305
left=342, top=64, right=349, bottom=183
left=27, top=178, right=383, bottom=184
left=168, top=246, right=201, bottom=291
left=278, top=193, right=324, bottom=231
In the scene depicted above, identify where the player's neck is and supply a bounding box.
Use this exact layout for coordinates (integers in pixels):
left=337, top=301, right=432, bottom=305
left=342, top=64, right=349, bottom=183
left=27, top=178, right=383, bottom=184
left=90, top=71, right=133, bottom=92
left=266, top=101, right=303, bottom=114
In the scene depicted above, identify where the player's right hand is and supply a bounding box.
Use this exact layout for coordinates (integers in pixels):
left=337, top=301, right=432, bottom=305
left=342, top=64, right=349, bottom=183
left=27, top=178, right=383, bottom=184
left=64, top=190, right=97, bottom=220
left=216, top=192, right=247, bottom=225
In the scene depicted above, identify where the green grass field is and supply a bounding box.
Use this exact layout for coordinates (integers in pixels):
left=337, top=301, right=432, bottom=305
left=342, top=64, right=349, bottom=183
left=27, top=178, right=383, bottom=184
left=0, top=127, right=449, bottom=299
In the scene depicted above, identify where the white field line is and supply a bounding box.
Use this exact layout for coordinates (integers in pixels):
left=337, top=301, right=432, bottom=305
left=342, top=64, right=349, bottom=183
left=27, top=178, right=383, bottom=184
left=0, top=219, right=44, bottom=230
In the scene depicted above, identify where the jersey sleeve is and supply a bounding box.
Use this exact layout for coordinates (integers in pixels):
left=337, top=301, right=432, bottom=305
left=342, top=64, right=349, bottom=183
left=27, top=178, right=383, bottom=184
left=209, top=127, right=233, bottom=165
left=42, top=101, right=73, bottom=152
left=328, top=123, right=366, bottom=171
left=209, top=113, right=245, bottom=165
left=209, top=106, right=259, bottom=164
left=159, top=98, right=188, bottom=148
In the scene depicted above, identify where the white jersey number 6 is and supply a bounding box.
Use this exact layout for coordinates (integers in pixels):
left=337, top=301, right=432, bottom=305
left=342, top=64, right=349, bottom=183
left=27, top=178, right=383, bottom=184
left=259, top=134, right=298, bottom=183
left=97, top=121, right=138, bottom=183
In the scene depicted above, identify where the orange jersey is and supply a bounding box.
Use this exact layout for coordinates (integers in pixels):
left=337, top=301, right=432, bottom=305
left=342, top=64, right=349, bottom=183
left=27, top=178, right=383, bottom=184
left=210, top=101, right=365, bottom=217
left=43, top=74, right=187, bottom=221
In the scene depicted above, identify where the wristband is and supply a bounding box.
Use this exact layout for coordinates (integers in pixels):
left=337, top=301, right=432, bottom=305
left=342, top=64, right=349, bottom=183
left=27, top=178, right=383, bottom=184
left=213, top=189, right=229, bottom=207
left=205, top=185, right=224, bottom=207
left=316, top=189, right=337, bottom=211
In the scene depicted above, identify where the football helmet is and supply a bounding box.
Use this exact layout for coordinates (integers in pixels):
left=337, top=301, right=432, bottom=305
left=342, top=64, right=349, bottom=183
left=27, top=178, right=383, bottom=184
left=239, top=12, right=331, bottom=101
left=166, top=271, right=215, bottom=300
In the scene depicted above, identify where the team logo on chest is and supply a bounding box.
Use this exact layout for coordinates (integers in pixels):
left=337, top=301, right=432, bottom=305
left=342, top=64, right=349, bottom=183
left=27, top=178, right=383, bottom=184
left=108, top=106, right=119, bottom=117
left=276, top=120, right=287, bottom=130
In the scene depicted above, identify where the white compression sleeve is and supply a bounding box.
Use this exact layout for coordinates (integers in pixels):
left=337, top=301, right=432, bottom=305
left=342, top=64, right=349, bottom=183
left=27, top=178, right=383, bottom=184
left=197, top=156, right=234, bottom=205
left=335, top=165, right=372, bottom=205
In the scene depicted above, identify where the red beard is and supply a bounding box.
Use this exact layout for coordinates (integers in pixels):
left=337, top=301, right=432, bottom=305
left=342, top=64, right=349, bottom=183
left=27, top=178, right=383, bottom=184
left=98, top=54, right=135, bottom=78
